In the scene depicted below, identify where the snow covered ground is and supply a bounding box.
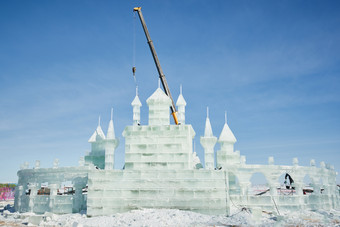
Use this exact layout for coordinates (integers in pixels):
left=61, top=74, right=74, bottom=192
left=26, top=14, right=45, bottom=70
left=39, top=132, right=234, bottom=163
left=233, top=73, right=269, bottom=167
left=1, top=200, right=340, bottom=226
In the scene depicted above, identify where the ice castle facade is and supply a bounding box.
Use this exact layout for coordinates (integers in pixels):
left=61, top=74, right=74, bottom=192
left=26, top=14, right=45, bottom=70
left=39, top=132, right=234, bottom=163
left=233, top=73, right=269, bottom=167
left=14, top=87, right=339, bottom=216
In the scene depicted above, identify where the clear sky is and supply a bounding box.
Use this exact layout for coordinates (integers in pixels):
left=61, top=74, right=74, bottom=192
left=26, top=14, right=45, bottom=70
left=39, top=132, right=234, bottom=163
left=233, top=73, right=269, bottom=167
left=0, top=0, right=339, bottom=184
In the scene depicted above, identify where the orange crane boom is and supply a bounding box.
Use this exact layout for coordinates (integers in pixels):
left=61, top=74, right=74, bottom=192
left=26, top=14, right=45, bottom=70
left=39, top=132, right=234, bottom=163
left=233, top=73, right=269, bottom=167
left=133, top=7, right=179, bottom=125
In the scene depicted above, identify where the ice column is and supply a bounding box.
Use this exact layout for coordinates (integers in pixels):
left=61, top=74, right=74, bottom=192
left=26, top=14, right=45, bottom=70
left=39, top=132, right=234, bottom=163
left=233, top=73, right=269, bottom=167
left=28, top=183, right=37, bottom=212
left=216, top=112, right=238, bottom=168
left=131, top=86, right=142, bottom=126
left=16, top=185, right=23, bottom=212
left=49, top=184, right=57, bottom=211
left=146, top=87, right=172, bottom=125
left=105, top=108, right=119, bottom=170
left=176, top=85, right=187, bottom=124
left=200, top=107, right=217, bottom=169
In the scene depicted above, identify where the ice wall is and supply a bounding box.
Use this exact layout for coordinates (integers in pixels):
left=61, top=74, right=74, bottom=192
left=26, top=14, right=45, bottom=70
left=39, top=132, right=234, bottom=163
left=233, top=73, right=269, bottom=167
left=15, top=165, right=93, bottom=214
left=123, top=124, right=195, bottom=170
left=87, top=169, right=227, bottom=216
left=227, top=161, right=339, bottom=212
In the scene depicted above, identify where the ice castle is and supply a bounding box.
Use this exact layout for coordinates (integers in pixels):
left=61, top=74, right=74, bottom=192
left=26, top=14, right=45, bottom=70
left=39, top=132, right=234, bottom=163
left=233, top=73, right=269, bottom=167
left=14, top=85, right=339, bottom=216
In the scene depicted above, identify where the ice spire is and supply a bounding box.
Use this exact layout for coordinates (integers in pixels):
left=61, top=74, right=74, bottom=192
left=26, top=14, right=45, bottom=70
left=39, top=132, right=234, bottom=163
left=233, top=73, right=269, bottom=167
left=204, top=107, right=213, bottom=137
left=216, top=111, right=239, bottom=168
left=176, top=84, right=187, bottom=106
left=176, top=84, right=187, bottom=124
left=106, top=108, right=116, bottom=140
left=131, top=86, right=142, bottom=125
left=105, top=108, right=119, bottom=170
left=88, top=115, right=106, bottom=142
left=200, top=106, right=217, bottom=170
left=225, top=111, right=227, bottom=124
left=219, top=111, right=236, bottom=143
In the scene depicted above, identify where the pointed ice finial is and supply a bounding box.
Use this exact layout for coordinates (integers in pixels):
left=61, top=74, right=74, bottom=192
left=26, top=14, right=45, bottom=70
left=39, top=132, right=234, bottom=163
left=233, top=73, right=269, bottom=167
left=158, top=78, right=161, bottom=88
left=107, top=109, right=116, bottom=140
left=131, top=86, right=142, bottom=107
left=89, top=115, right=106, bottom=142
left=180, top=84, right=183, bottom=95
left=218, top=111, right=237, bottom=143
left=204, top=108, right=213, bottom=137
left=225, top=111, right=227, bottom=124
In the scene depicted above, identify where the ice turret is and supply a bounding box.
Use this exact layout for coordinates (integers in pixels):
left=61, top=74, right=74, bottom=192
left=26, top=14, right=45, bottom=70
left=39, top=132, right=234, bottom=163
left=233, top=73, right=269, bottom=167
left=218, top=112, right=236, bottom=149
left=176, top=85, right=187, bottom=124
left=88, top=116, right=106, bottom=142
left=200, top=107, right=217, bottom=169
left=105, top=108, right=119, bottom=170
left=86, top=116, right=106, bottom=168
left=216, top=112, right=240, bottom=168
left=85, top=114, right=119, bottom=169
left=131, top=86, right=142, bottom=126
left=146, top=85, right=172, bottom=126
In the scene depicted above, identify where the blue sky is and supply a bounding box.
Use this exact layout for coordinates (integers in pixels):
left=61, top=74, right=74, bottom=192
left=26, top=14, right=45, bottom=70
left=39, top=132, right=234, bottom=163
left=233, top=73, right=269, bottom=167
left=0, top=0, right=339, bottom=184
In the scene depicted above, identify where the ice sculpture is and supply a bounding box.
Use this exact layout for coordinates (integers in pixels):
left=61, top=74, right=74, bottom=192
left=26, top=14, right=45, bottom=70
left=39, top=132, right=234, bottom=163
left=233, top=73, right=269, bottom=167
left=14, top=86, right=339, bottom=216
left=176, top=85, right=186, bottom=124
left=200, top=107, right=217, bottom=170
left=85, top=115, right=119, bottom=170
left=131, top=86, right=142, bottom=126
left=216, top=112, right=239, bottom=168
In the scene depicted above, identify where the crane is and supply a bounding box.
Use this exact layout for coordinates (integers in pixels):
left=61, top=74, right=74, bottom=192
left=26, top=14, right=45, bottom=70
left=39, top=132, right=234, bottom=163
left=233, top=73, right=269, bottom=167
left=133, top=7, right=179, bottom=125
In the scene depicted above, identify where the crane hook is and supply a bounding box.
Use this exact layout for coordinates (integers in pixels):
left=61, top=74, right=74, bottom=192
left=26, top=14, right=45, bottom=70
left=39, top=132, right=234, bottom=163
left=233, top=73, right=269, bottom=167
left=132, top=67, right=136, bottom=76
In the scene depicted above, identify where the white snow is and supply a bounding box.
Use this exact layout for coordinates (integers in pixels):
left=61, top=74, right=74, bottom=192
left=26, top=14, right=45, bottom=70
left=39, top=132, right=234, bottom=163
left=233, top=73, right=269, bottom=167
left=1, top=200, right=340, bottom=226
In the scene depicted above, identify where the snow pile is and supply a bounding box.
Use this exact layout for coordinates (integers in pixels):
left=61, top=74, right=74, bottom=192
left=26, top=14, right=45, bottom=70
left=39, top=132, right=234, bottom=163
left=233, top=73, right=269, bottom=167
left=1, top=200, right=340, bottom=226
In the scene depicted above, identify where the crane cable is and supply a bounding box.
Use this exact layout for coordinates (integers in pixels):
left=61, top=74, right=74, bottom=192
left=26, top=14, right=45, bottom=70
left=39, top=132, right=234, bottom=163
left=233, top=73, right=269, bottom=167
left=132, top=11, right=137, bottom=85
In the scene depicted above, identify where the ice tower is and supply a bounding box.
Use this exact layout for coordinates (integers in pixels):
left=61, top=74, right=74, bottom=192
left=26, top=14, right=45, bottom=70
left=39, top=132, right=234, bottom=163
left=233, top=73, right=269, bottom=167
left=123, top=87, right=195, bottom=170
left=200, top=107, right=217, bottom=169
left=85, top=113, right=119, bottom=169
left=216, top=112, right=239, bottom=168
left=131, top=87, right=142, bottom=126
left=176, top=85, right=187, bottom=124
left=104, top=109, right=119, bottom=170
